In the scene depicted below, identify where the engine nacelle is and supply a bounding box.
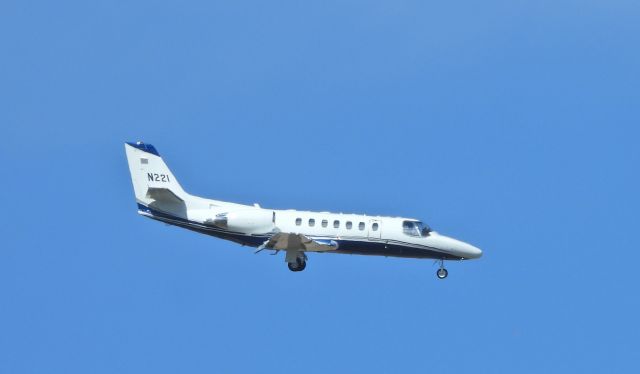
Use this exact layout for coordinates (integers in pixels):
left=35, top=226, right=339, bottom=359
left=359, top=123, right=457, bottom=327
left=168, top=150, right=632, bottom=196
left=213, top=209, right=274, bottom=234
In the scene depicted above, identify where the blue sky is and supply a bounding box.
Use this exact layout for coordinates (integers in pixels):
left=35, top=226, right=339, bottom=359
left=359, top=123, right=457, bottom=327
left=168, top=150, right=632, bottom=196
left=1, top=0, right=639, bottom=372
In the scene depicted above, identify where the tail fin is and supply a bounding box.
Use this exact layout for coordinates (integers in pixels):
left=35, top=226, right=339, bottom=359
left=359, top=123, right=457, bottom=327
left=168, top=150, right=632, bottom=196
left=124, top=142, right=189, bottom=215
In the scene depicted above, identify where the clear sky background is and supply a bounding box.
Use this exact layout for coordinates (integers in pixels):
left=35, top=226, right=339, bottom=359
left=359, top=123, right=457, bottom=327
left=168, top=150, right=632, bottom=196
left=1, top=1, right=639, bottom=373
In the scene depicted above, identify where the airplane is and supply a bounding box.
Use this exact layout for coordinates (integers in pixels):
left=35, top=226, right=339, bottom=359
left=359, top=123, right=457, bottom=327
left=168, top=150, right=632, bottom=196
left=124, top=141, right=482, bottom=279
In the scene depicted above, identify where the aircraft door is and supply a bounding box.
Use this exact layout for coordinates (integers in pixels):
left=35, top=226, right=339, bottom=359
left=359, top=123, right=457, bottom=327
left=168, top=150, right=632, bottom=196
left=368, top=220, right=382, bottom=239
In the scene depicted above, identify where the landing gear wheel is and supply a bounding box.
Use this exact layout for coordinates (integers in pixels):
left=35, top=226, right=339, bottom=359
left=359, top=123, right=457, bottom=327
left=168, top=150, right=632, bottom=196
left=287, top=258, right=306, bottom=272
left=296, top=259, right=306, bottom=271
left=436, top=268, right=448, bottom=279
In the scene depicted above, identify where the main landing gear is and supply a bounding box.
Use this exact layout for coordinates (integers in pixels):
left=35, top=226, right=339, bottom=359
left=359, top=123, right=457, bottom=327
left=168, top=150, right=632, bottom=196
left=436, top=259, right=448, bottom=279
left=287, top=256, right=307, bottom=272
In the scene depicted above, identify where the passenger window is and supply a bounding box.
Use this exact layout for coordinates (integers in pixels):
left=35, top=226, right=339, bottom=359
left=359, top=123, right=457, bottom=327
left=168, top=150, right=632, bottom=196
left=321, top=219, right=328, bottom=228
left=346, top=221, right=353, bottom=230
left=358, top=222, right=365, bottom=231
left=372, top=223, right=379, bottom=231
left=296, top=218, right=302, bottom=226
left=333, top=220, right=340, bottom=228
left=309, top=218, right=315, bottom=227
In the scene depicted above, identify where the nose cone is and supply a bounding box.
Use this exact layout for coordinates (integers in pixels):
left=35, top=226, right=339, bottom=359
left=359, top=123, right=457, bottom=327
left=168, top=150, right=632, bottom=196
left=428, top=234, right=482, bottom=259
left=460, top=242, right=483, bottom=259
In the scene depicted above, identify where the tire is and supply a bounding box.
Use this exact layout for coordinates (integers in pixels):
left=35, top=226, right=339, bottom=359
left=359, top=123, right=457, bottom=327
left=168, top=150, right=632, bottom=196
left=287, top=262, right=299, bottom=272
left=296, top=259, right=306, bottom=271
left=287, top=258, right=306, bottom=272
left=436, top=268, right=448, bottom=279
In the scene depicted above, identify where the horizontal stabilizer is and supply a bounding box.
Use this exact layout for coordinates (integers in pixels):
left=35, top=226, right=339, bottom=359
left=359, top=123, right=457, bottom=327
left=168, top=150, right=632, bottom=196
left=146, top=187, right=184, bottom=204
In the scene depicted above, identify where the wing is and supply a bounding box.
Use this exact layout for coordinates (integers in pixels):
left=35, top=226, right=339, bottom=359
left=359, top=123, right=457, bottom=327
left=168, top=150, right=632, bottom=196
left=259, top=232, right=339, bottom=252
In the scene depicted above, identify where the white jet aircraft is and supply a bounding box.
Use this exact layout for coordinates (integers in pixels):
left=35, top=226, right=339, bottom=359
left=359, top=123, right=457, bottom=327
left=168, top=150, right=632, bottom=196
left=125, top=142, right=482, bottom=279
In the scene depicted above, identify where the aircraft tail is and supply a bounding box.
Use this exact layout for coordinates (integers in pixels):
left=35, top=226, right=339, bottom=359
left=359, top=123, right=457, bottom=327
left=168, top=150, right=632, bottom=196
left=124, top=142, right=190, bottom=215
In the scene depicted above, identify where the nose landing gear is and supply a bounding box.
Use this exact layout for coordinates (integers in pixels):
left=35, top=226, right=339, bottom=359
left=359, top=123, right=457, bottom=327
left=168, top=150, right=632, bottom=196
left=436, top=259, right=448, bottom=279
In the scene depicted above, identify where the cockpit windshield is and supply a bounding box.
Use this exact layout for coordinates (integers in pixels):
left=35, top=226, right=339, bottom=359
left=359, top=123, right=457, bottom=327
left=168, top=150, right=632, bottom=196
left=402, top=220, right=432, bottom=237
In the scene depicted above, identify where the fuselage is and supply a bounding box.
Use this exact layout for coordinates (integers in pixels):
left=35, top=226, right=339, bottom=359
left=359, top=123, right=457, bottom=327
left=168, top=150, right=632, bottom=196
left=138, top=202, right=482, bottom=261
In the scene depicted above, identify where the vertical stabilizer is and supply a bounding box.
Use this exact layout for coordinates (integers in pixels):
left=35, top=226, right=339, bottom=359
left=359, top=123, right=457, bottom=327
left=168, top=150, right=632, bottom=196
left=124, top=142, right=189, bottom=215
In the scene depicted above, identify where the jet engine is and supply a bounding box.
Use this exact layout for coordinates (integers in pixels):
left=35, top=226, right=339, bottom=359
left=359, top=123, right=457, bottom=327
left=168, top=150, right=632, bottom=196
left=212, top=209, right=274, bottom=234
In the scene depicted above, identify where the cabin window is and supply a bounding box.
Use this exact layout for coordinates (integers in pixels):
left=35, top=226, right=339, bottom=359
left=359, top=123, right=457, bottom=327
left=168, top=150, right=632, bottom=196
left=296, top=218, right=302, bottom=226
left=333, top=220, right=340, bottom=228
left=309, top=218, right=315, bottom=227
left=140, top=158, right=148, bottom=165
left=321, top=219, right=328, bottom=228
left=358, top=222, right=365, bottom=231
left=372, top=223, right=379, bottom=231
left=346, top=221, right=353, bottom=230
